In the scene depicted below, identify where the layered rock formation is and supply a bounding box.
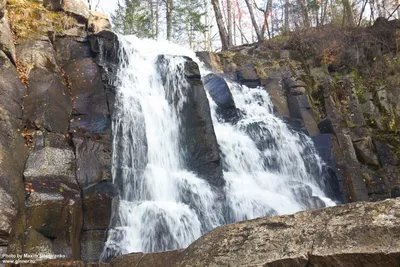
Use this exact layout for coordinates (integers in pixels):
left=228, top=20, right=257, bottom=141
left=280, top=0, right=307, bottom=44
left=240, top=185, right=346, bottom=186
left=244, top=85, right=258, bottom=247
left=0, top=0, right=117, bottom=263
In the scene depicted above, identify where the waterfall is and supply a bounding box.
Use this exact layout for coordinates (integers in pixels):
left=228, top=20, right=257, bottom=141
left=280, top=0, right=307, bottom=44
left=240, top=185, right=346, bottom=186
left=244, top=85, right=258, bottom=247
left=102, top=36, right=336, bottom=260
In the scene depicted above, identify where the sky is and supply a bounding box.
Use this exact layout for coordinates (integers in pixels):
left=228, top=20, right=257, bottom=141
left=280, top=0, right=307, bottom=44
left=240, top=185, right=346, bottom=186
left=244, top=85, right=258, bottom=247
left=97, top=0, right=118, bottom=15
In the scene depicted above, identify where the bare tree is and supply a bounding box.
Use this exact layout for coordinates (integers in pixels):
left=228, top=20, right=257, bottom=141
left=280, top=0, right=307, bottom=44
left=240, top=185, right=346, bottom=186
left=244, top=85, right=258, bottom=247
left=166, top=0, right=173, bottom=40
left=211, top=0, right=230, bottom=50
left=227, top=0, right=233, bottom=46
left=244, top=0, right=262, bottom=41
left=343, top=0, right=355, bottom=26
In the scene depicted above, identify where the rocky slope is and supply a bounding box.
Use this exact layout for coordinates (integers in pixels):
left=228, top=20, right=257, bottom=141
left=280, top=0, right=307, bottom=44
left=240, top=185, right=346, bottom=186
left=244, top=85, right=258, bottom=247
left=110, top=198, right=400, bottom=267
left=197, top=20, right=400, bottom=203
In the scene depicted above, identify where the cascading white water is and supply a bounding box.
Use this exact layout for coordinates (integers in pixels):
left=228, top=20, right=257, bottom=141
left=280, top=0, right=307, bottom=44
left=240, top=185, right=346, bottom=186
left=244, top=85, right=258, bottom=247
left=102, top=35, right=335, bottom=259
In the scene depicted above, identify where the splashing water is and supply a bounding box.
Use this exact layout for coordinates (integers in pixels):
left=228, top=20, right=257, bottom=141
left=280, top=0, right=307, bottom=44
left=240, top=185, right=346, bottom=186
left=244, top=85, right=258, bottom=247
left=102, top=36, right=335, bottom=260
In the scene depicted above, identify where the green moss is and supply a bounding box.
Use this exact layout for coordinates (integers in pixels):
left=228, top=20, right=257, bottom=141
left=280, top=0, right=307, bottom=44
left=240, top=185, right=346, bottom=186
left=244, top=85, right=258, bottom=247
left=7, top=0, right=77, bottom=42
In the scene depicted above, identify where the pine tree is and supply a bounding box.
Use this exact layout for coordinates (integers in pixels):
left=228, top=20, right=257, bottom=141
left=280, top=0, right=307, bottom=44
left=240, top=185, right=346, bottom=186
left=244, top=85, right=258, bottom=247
left=111, top=0, right=154, bottom=38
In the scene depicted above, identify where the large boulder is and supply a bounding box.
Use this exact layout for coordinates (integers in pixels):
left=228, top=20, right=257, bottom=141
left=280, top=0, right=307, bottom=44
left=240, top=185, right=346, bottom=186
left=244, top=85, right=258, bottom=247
left=110, top=198, right=400, bottom=267
left=44, top=0, right=90, bottom=22
left=203, top=73, right=238, bottom=122
left=158, top=55, right=224, bottom=187
left=88, top=11, right=112, bottom=34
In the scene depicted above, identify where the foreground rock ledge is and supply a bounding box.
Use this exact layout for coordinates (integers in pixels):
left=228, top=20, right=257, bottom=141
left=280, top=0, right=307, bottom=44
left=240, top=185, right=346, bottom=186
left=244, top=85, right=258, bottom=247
left=110, top=198, right=400, bottom=267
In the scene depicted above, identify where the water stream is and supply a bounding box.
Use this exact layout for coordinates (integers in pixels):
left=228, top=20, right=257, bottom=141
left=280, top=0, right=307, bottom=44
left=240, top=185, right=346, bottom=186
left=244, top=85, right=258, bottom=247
left=101, top=35, right=335, bottom=259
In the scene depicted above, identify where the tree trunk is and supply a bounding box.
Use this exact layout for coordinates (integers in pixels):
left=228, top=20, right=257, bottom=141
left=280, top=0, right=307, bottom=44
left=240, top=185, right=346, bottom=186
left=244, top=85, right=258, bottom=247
left=156, top=0, right=159, bottom=39
left=166, top=0, right=173, bottom=40
left=243, top=0, right=262, bottom=41
left=343, top=0, right=355, bottom=27
left=298, top=0, right=310, bottom=28
left=227, top=0, right=233, bottom=46
left=211, top=0, right=230, bottom=50
left=284, top=0, right=289, bottom=33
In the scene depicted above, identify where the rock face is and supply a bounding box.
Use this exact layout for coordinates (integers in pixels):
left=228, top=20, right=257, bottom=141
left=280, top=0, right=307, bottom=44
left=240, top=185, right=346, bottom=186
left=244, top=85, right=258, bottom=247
left=111, top=198, right=400, bottom=267
left=157, top=55, right=224, bottom=188
left=0, top=0, right=118, bottom=262
left=203, top=73, right=238, bottom=122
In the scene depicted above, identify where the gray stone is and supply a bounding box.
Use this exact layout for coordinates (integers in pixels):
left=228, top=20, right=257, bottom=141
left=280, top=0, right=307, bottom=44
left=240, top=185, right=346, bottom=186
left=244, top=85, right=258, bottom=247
left=81, top=230, right=106, bottom=262
left=74, top=137, right=111, bottom=189
left=353, top=137, right=380, bottom=167
left=0, top=187, right=16, bottom=245
left=0, top=51, right=28, bottom=247
left=88, top=11, right=112, bottom=34
left=23, top=131, right=77, bottom=189
left=376, top=88, right=393, bottom=114
left=16, top=40, right=58, bottom=72
left=110, top=199, right=400, bottom=267
left=158, top=56, right=224, bottom=187
left=196, top=51, right=223, bottom=73
left=82, top=180, right=117, bottom=231
left=0, top=12, right=16, bottom=63
left=284, top=77, right=307, bottom=88
left=374, top=140, right=399, bottom=166
left=44, top=0, right=90, bottom=21
left=23, top=68, right=72, bottom=132
left=63, top=58, right=110, bottom=136
left=236, top=63, right=260, bottom=88
left=54, top=37, right=92, bottom=62
left=262, top=78, right=290, bottom=119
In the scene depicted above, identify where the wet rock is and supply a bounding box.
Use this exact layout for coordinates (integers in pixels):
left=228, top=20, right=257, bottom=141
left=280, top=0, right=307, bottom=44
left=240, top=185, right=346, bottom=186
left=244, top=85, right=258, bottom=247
left=88, top=31, right=119, bottom=116
left=158, top=56, right=224, bottom=187
left=311, top=134, right=344, bottom=203
left=236, top=63, right=260, bottom=88
left=261, top=78, right=290, bottom=119
left=110, top=198, right=400, bottom=267
left=63, top=58, right=110, bottom=136
left=81, top=230, right=106, bottom=262
left=82, top=181, right=116, bottom=230
left=74, top=137, right=111, bottom=189
left=287, top=94, right=320, bottom=136
left=44, top=0, right=90, bottom=22
left=196, top=51, right=223, bottom=73
left=318, top=118, right=335, bottom=135
left=290, top=183, right=326, bottom=209
left=203, top=73, right=238, bottom=122
left=23, top=68, right=72, bottom=132
left=0, top=12, right=16, bottom=63
left=88, top=11, right=112, bottom=35
left=54, top=37, right=92, bottom=62
left=374, top=140, right=399, bottom=166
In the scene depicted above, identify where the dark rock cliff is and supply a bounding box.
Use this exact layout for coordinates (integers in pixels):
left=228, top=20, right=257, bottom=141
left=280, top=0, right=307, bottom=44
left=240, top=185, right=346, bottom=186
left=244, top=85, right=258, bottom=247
left=0, top=0, right=118, bottom=263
